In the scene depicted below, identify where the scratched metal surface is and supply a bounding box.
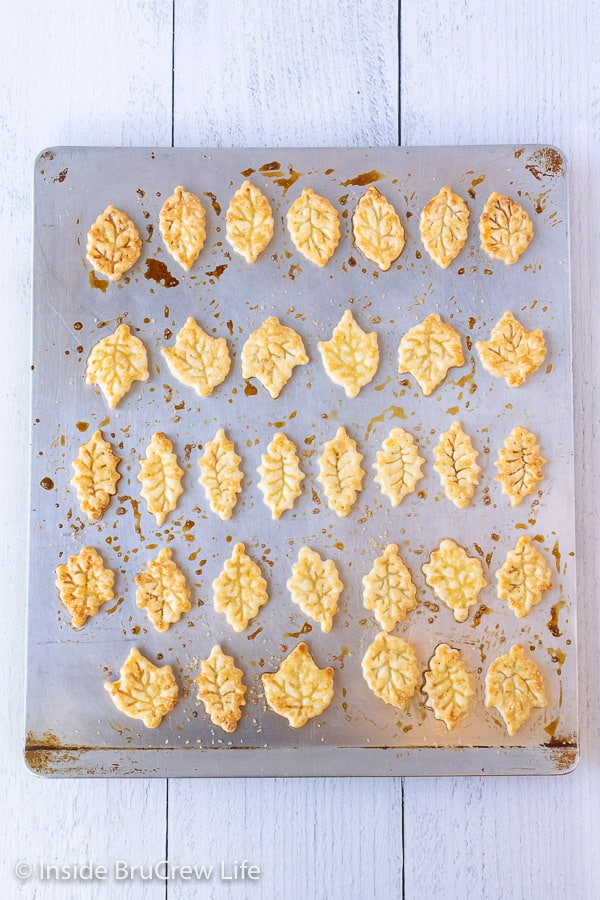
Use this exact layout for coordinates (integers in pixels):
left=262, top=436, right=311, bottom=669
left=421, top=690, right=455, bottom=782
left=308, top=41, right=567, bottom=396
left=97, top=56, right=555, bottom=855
left=25, top=145, right=577, bottom=776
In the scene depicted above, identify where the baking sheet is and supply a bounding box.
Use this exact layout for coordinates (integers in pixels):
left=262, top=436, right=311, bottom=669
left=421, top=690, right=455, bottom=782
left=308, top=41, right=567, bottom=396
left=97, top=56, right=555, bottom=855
left=26, top=145, right=577, bottom=776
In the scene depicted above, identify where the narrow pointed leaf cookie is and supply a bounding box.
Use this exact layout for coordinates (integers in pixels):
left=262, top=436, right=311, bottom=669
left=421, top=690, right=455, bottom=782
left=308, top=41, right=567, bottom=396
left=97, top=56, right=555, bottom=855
left=198, top=428, right=243, bottom=520
left=104, top=647, right=179, bottom=729
left=86, top=323, right=149, bottom=409
left=397, top=313, right=464, bottom=396
left=423, top=643, right=474, bottom=731
left=70, top=429, right=121, bottom=521
left=362, top=543, right=417, bottom=632
left=317, top=426, right=365, bottom=517
left=213, top=542, right=269, bottom=632
left=55, top=545, right=115, bottom=629
left=134, top=547, right=191, bottom=632
left=257, top=431, right=305, bottom=519
left=362, top=632, right=418, bottom=710
left=86, top=205, right=141, bottom=281
left=159, top=185, right=206, bottom=270
left=419, top=186, right=470, bottom=268
left=433, top=420, right=481, bottom=508
left=373, top=427, right=425, bottom=507
left=422, top=538, right=487, bottom=623
left=137, top=432, right=184, bottom=526
left=286, top=188, right=340, bottom=266
left=262, top=642, right=334, bottom=728
left=162, top=317, right=231, bottom=397
left=476, top=311, right=546, bottom=386
left=287, top=546, right=343, bottom=633
left=479, top=192, right=534, bottom=264
left=317, top=309, right=379, bottom=397
left=485, top=644, right=546, bottom=735
left=195, top=644, right=247, bottom=733
left=495, top=535, right=552, bottom=618
left=226, top=180, right=274, bottom=263
left=495, top=426, right=546, bottom=506
left=352, top=186, right=405, bottom=271
left=241, top=316, right=308, bottom=398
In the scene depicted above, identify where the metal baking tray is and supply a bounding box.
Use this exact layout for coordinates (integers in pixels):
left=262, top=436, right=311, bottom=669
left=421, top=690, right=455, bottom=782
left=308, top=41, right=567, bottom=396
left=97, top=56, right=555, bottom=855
left=26, top=145, right=577, bottom=776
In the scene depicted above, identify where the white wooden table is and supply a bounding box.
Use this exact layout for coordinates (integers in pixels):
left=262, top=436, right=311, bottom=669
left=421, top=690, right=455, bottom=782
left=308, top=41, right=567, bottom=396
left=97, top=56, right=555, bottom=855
left=3, top=2, right=599, bottom=897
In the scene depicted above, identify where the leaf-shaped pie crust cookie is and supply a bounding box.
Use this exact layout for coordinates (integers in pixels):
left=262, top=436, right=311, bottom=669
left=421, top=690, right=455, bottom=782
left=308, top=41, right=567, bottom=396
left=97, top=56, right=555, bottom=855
left=86, top=323, right=149, bottom=409
left=162, top=317, right=231, bottom=397
left=158, top=185, right=206, bottom=270
left=433, top=420, right=481, bottom=508
left=137, top=432, right=184, bottom=526
left=476, top=311, right=546, bottom=387
left=362, top=543, right=417, bottom=632
left=419, top=186, right=470, bottom=268
left=479, top=192, right=534, bottom=265
left=134, top=547, right=191, bottom=632
left=86, top=205, right=141, bottom=281
left=213, top=542, right=269, bottom=632
left=104, top=647, right=179, bottom=729
left=241, top=316, right=308, bottom=398
left=423, top=643, right=474, bottom=731
left=373, top=427, right=425, bottom=507
left=198, top=428, right=243, bottom=520
left=257, top=431, right=305, bottom=519
left=485, top=644, right=546, bottom=735
left=195, top=644, right=247, bottom=733
left=55, top=545, right=115, bottom=629
left=352, top=186, right=405, bottom=271
left=286, top=188, right=340, bottom=266
left=70, top=429, right=121, bottom=521
left=397, top=313, right=464, bottom=396
left=494, top=426, right=546, bottom=507
left=495, top=535, right=552, bottom=618
left=317, top=309, right=379, bottom=397
left=286, top=546, right=343, bottom=633
left=262, top=641, right=334, bottom=728
left=317, top=426, right=365, bottom=517
left=362, top=631, right=419, bottom=710
left=226, top=180, right=274, bottom=263
left=422, top=539, right=487, bottom=623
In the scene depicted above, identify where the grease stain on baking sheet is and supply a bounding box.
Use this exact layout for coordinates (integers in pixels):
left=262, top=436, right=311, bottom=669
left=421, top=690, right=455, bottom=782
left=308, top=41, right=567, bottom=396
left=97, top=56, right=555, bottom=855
left=284, top=622, right=312, bottom=639
left=258, top=161, right=303, bottom=194
left=365, top=405, right=406, bottom=440
left=204, top=192, right=221, bottom=216
left=547, top=599, right=565, bottom=638
left=340, top=170, right=385, bottom=187
left=526, top=147, right=565, bottom=180
left=40, top=477, right=54, bottom=490
left=206, top=264, right=227, bottom=281
left=144, top=259, right=179, bottom=288
left=88, top=269, right=109, bottom=292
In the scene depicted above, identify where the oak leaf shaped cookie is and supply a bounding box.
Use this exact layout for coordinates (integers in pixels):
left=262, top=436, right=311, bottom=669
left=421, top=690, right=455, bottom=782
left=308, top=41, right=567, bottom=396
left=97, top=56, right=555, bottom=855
left=352, top=186, right=405, bottom=271
left=70, top=429, right=121, bottom=521
left=104, top=647, right=179, bottom=729
left=262, top=642, right=334, bottom=728
left=397, top=313, right=464, bottom=396
left=479, top=192, right=534, bottom=264
left=317, top=426, right=365, bottom=517
left=226, top=180, right=274, bottom=263
left=422, top=538, right=487, bottom=623
left=86, top=323, right=149, bottom=409
left=419, top=186, right=470, bottom=268
left=373, top=427, right=425, bottom=507
left=134, top=547, right=191, bottom=632
left=485, top=644, right=546, bottom=735
left=476, top=311, right=546, bottom=386
left=257, top=431, right=305, bottom=519
left=55, top=545, right=115, bottom=629
left=433, top=420, right=481, bottom=509
left=213, top=542, right=269, bottom=632
left=423, top=644, right=474, bottom=731
left=198, top=428, right=243, bottom=520
left=195, top=644, right=247, bottom=733
left=137, top=432, right=184, bottom=526
left=362, top=543, right=417, bottom=632
left=286, top=546, right=343, bottom=633
left=362, top=631, right=419, bottom=710
left=495, top=535, right=552, bottom=618
left=241, top=316, right=308, bottom=398
left=317, top=309, right=379, bottom=397
left=494, top=426, right=546, bottom=507
left=86, top=205, right=141, bottom=281
left=162, top=317, right=231, bottom=397
left=159, top=186, right=206, bottom=270
left=286, top=188, right=340, bottom=266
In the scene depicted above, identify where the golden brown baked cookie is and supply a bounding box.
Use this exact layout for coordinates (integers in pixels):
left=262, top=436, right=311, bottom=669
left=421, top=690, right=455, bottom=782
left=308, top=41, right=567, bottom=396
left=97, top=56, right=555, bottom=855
left=195, top=644, right=247, bottom=733
left=495, top=535, right=552, bottom=618
left=257, top=431, right=305, bottom=519
left=85, top=323, right=149, bottom=409
left=86, top=205, right=141, bottom=281
left=422, top=539, right=487, bottom=623
left=198, top=428, right=243, bottom=521
left=137, top=432, right=184, bottom=526
left=479, top=192, right=534, bottom=264
left=213, top=542, right=269, bottom=632
left=423, top=643, right=475, bottom=731
left=433, top=420, right=481, bottom=509
left=241, top=316, right=308, bottom=398
left=317, top=309, right=379, bottom=398
left=352, top=186, right=405, bottom=270
left=70, top=429, right=121, bottom=521
left=55, top=545, right=115, bottom=629
left=134, top=547, right=191, bottom=632
left=262, top=642, right=334, bottom=727
left=362, top=543, right=417, bottom=632
left=419, top=186, right=470, bottom=268
left=162, top=317, right=231, bottom=397
left=104, top=647, right=179, bottom=729
left=485, top=644, right=546, bottom=735
left=287, top=546, right=343, bottom=633
left=286, top=188, right=340, bottom=266
left=476, top=311, right=546, bottom=387
left=317, top=426, right=365, bottom=517
left=361, top=631, right=419, bottom=710
left=226, top=180, right=274, bottom=263
left=494, top=426, right=546, bottom=506
left=159, top=186, right=206, bottom=270
left=397, top=313, right=464, bottom=396
left=373, top=427, right=425, bottom=507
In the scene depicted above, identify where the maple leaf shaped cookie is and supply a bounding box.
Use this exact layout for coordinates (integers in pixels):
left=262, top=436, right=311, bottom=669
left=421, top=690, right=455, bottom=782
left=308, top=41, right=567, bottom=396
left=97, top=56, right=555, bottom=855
left=362, top=631, right=419, bottom=710
left=317, top=309, right=379, bottom=398
left=86, top=323, right=149, bottom=409
left=104, top=647, right=179, bottom=729
left=494, top=426, right=546, bottom=507
left=373, top=427, right=425, bottom=507
left=485, top=644, right=547, bottom=735
left=362, top=543, right=418, bottom=632
left=134, top=547, right=191, bottom=632
left=352, top=186, right=405, bottom=271
left=419, top=186, right=470, bottom=268
left=495, top=535, right=553, bottom=618
left=286, top=546, right=343, bottom=633
left=198, top=428, right=243, bottom=520
left=241, top=316, right=308, bottom=398
left=423, top=643, right=475, bottom=731
left=213, top=542, right=269, bottom=632
left=257, top=431, right=305, bottom=519
left=317, top=426, right=365, bottom=517
left=55, top=545, right=115, bottom=629
left=286, top=188, right=340, bottom=266
left=162, top=317, right=231, bottom=397
left=397, top=313, right=464, bottom=396
left=226, top=180, right=274, bottom=263
left=159, top=186, right=206, bottom=270
left=195, top=644, right=247, bottom=733
left=262, top=642, right=334, bottom=728
left=86, top=205, right=141, bottom=281
left=137, top=432, right=184, bottom=526
left=433, top=420, right=481, bottom=509
left=70, top=429, right=121, bottom=521
left=476, top=311, right=546, bottom=387
left=422, top=538, right=487, bottom=623
left=479, top=192, right=534, bottom=265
